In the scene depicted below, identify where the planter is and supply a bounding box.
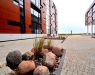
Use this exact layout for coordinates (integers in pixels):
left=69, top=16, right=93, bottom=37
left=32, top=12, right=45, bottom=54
left=51, top=49, right=66, bottom=75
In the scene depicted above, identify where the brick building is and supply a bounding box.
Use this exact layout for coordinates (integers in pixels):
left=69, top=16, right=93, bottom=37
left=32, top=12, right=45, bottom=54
left=46, top=0, right=57, bottom=35
left=0, top=0, right=57, bottom=34
left=85, top=0, right=95, bottom=35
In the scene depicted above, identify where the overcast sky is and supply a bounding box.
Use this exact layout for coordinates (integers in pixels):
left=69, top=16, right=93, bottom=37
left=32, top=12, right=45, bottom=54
left=53, top=0, right=94, bottom=34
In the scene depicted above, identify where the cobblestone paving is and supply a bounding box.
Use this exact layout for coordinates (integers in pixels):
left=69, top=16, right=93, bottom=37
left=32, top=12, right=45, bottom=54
left=61, top=35, right=95, bottom=75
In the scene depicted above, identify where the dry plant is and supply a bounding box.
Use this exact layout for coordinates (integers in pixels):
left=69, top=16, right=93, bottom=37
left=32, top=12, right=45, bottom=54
left=33, top=38, right=45, bottom=59
left=47, top=39, right=52, bottom=47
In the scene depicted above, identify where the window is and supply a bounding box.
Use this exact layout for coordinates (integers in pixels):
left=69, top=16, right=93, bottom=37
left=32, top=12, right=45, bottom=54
left=13, top=0, right=19, bottom=6
left=31, top=0, right=36, bottom=4
left=30, top=0, right=41, bottom=34
left=13, top=0, right=23, bottom=7
left=38, top=14, right=40, bottom=18
left=93, top=13, right=95, bottom=20
left=34, top=10, right=38, bottom=17
left=31, top=8, right=40, bottom=17
left=93, top=5, right=95, bottom=12
left=38, top=0, right=40, bottom=8
left=31, top=0, right=40, bottom=8
left=20, top=8, right=24, bottom=17
left=31, top=8, right=33, bottom=14
left=93, top=19, right=95, bottom=25
left=19, top=0, right=23, bottom=8
left=31, top=9, right=40, bottom=23
left=88, top=9, right=92, bottom=17
left=19, top=0, right=23, bottom=5
left=36, top=0, right=39, bottom=7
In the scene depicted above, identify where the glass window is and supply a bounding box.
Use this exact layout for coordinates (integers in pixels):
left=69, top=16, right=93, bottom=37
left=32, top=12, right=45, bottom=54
left=38, top=13, right=40, bottom=18
left=93, top=19, right=95, bottom=25
left=36, top=0, right=39, bottom=7
left=88, top=9, right=92, bottom=17
left=34, top=10, right=38, bottom=17
left=31, top=0, right=36, bottom=4
left=93, top=5, right=95, bottom=12
left=31, top=7, right=40, bottom=18
left=93, top=13, right=95, bottom=20
left=31, top=0, right=40, bottom=8
left=38, top=0, right=40, bottom=8
left=19, top=0, right=23, bottom=5
left=31, top=8, right=34, bottom=14
left=13, top=0, right=18, bottom=6
left=36, top=0, right=40, bottom=8
left=20, top=0, right=23, bottom=1
left=19, top=0, right=23, bottom=8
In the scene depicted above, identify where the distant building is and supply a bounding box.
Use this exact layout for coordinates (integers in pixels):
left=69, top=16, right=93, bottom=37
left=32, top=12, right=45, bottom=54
left=85, top=0, right=95, bottom=35
left=0, top=0, right=57, bottom=35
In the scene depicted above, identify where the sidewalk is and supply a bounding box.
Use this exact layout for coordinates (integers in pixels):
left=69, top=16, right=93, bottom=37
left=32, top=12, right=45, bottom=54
left=61, top=35, right=95, bottom=75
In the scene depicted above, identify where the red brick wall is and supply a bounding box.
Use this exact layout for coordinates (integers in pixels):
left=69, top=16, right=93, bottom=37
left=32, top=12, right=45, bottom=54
left=0, top=0, right=20, bottom=33
left=49, top=0, right=57, bottom=34
left=25, top=0, right=32, bottom=33
left=0, top=0, right=53, bottom=34
left=41, top=0, right=46, bottom=34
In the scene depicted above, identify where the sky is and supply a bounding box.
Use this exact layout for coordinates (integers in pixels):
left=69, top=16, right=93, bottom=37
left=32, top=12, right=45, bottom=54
left=53, top=0, right=94, bottom=34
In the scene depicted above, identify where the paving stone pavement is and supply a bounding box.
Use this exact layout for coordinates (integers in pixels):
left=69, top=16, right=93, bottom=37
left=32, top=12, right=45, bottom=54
left=61, top=35, right=95, bottom=75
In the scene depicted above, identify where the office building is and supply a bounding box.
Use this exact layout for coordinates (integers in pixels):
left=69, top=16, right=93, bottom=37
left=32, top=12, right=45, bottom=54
left=0, top=0, right=57, bottom=35
left=85, top=0, right=95, bottom=35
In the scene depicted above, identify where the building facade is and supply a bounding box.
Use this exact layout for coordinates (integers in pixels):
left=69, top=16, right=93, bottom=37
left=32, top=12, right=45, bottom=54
left=46, top=0, right=57, bottom=35
left=0, top=0, right=57, bottom=35
left=49, top=0, right=57, bottom=35
left=85, top=0, right=95, bottom=35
